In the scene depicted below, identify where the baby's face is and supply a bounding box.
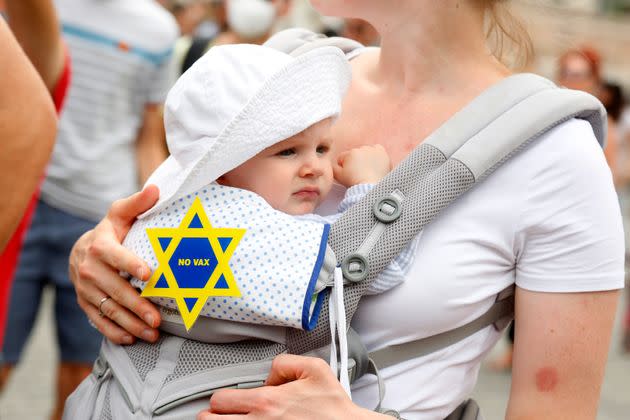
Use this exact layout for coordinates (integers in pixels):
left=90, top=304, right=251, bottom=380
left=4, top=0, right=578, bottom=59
left=219, top=118, right=334, bottom=215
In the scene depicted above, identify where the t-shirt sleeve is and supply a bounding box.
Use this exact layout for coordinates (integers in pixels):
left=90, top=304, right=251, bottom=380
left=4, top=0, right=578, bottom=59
left=514, top=119, right=625, bottom=293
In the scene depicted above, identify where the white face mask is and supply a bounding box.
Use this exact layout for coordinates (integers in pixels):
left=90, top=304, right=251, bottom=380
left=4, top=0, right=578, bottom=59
left=227, top=0, right=276, bottom=40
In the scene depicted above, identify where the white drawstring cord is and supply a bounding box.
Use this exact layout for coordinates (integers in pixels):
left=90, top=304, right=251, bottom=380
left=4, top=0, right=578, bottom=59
left=329, top=266, right=351, bottom=397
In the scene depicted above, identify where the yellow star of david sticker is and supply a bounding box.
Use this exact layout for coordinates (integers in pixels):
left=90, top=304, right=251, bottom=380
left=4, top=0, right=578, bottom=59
left=142, top=197, right=246, bottom=331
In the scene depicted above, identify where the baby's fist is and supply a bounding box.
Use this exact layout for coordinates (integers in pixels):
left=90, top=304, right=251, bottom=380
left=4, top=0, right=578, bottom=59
left=334, top=144, right=391, bottom=187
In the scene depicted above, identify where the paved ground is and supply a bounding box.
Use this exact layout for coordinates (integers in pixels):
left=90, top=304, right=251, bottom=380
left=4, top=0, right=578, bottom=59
left=0, top=287, right=628, bottom=419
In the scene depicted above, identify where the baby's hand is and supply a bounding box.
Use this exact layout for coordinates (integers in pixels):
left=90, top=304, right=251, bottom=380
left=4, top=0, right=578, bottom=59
left=334, top=144, right=391, bottom=187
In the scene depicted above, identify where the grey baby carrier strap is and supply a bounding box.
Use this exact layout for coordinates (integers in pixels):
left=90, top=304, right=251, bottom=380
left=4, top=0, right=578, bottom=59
left=64, top=76, right=606, bottom=420
left=288, top=72, right=606, bottom=361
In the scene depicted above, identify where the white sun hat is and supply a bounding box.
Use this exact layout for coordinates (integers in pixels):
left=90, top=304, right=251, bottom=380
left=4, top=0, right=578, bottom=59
left=141, top=43, right=351, bottom=218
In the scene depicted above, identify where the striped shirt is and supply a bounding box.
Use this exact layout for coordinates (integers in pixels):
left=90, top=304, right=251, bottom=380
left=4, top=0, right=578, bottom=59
left=41, top=0, right=179, bottom=221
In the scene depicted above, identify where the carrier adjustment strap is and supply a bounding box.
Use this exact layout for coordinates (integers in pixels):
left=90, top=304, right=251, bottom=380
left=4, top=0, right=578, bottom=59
left=344, top=286, right=513, bottom=382
left=369, top=286, right=514, bottom=371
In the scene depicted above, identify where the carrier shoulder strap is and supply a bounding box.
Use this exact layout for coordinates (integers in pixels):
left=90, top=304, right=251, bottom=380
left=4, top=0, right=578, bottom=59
left=286, top=72, right=607, bottom=360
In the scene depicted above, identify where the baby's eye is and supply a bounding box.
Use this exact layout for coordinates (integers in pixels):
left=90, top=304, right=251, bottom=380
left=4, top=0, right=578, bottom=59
left=316, top=145, right=330, bottom=155
left=277, top=148, right=296, bottom=157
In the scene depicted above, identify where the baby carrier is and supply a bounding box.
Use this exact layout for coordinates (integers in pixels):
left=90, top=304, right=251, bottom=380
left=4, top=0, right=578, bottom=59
left=63, top=34, right=607, bottom=420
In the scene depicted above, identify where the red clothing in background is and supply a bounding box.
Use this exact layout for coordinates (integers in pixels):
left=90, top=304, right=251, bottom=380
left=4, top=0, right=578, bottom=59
left=0, top=52, right=71, bottom=348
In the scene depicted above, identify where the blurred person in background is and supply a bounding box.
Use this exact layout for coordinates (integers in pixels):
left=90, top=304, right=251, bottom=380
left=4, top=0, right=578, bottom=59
left=167, top=0, right=223, bottom=75
left=168, top=0, right=213, bottom=37
left=0, top=1, right=58, bottom=300
left=599, top=81, right=626, bottom=183
left=621, top=105, right=630, bottom=353
left=0, top=0, right=68, bottom=373
left=0, top=1, right=178, bottom=419
left=174, top=0, right=294, bottom=75
left=557, top=46, right=621, bottom=185
left=214, top=0, right=292, bottom=46
left=608, top=89, right=630, bottom=354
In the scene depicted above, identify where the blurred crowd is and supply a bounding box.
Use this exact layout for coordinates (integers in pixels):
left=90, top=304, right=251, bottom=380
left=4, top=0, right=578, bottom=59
left=0, top=1, right=628, bottom=419
left=158, top=0, right=379, bottom=74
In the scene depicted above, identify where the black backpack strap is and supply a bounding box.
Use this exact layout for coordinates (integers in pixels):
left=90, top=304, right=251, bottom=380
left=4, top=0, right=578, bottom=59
left=181, top=35, right=214, bottom=74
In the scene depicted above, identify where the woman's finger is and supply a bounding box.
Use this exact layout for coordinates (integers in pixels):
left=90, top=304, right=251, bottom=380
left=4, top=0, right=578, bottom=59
left=199, top=356, right=355, bottom=419
left=79, top=277, right=159, bottom=343
left=265, top=354, right=332, bottom=386
left=79, top=295, right=136, bottom=345
left=209, top=384, right=294, bottom=416
left=107, top=184, right=160, bottom=234
left=88, top=226, right=151, bottom=282
left=197, top=412, right=245, bottom=420
left=97, top=294, right=159, bottom=343
left=78, top=254, right=161, bottom=334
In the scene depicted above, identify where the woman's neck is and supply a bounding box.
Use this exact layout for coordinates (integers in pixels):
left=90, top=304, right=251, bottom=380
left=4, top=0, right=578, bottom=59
left=367, top=0, right=510, bottom=98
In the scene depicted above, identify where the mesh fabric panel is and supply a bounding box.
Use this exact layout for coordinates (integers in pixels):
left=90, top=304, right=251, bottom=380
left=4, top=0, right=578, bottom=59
left=100, top=381, right=112, bottom=420
left=165, top=339, right=286, bottom=383
left=287, top=145, right=478, bottom=353
left=123, top=336, right=165, bottom=382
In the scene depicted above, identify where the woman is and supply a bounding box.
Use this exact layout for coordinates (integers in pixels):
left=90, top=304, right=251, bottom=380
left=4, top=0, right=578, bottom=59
left=69, top=1, right=624, bottom=418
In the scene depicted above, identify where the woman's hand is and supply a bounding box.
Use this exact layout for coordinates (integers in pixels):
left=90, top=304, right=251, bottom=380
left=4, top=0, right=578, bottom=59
left=334, top=144, right=391, bottom=187
left=198, top=354, right=384, bottom=419
left=69, top=185, right=162, bottom=345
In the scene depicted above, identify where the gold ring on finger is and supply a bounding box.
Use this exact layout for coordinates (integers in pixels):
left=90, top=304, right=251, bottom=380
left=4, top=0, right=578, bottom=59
left=98, top=296, right=111, bottom=317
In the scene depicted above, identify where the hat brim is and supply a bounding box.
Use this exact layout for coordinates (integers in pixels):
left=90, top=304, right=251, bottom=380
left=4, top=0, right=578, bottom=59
left=143, top=46, right=350, bottom=217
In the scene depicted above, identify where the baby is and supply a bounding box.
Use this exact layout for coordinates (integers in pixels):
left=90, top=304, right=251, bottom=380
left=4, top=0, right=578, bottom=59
left=128, top=44, right=416, bottom=344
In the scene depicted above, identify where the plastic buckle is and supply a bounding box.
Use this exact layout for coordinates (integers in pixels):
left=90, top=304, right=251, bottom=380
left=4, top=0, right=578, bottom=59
left=93, top=355, right=108, bottom=379
left=341, top=253, right=369, bottom=282
left=373, top=194, right=402, bottom=223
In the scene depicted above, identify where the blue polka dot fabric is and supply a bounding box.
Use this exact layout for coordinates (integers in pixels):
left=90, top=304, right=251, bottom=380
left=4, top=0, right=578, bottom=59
left=125, top=183, right=329, bottom=331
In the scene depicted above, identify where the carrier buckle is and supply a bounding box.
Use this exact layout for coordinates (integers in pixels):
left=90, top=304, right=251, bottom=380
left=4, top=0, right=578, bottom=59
left=373, top=194, right=402, bottom=223
left=341, top=253, right=369, bottom=282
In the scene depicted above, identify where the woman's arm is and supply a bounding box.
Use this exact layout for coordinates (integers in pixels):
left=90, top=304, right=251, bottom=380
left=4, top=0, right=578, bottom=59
left=506, top=287, right=619, bottom=419
left=69, top=185, right=163, bottom=344
left=5, top=0, right=65, bottom=91
left=0, top=19, right=57, bottom=250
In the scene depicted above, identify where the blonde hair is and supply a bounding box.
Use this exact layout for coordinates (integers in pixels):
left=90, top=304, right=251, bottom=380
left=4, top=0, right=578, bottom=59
left=485, top=1, right=533, bottom=69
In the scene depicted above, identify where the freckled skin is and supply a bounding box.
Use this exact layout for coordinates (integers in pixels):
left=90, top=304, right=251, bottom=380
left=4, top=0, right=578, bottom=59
left=535, top=367, right=559, bottom=392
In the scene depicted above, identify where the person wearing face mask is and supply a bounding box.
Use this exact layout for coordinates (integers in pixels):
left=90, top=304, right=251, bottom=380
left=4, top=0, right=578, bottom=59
left=177, top=0, right=292, bottom=75
left=223, top=0, right=277, bottom=42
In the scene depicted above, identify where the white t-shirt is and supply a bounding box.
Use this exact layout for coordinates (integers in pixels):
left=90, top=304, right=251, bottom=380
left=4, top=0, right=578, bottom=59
left=318, top=119, right=624, bottom=419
